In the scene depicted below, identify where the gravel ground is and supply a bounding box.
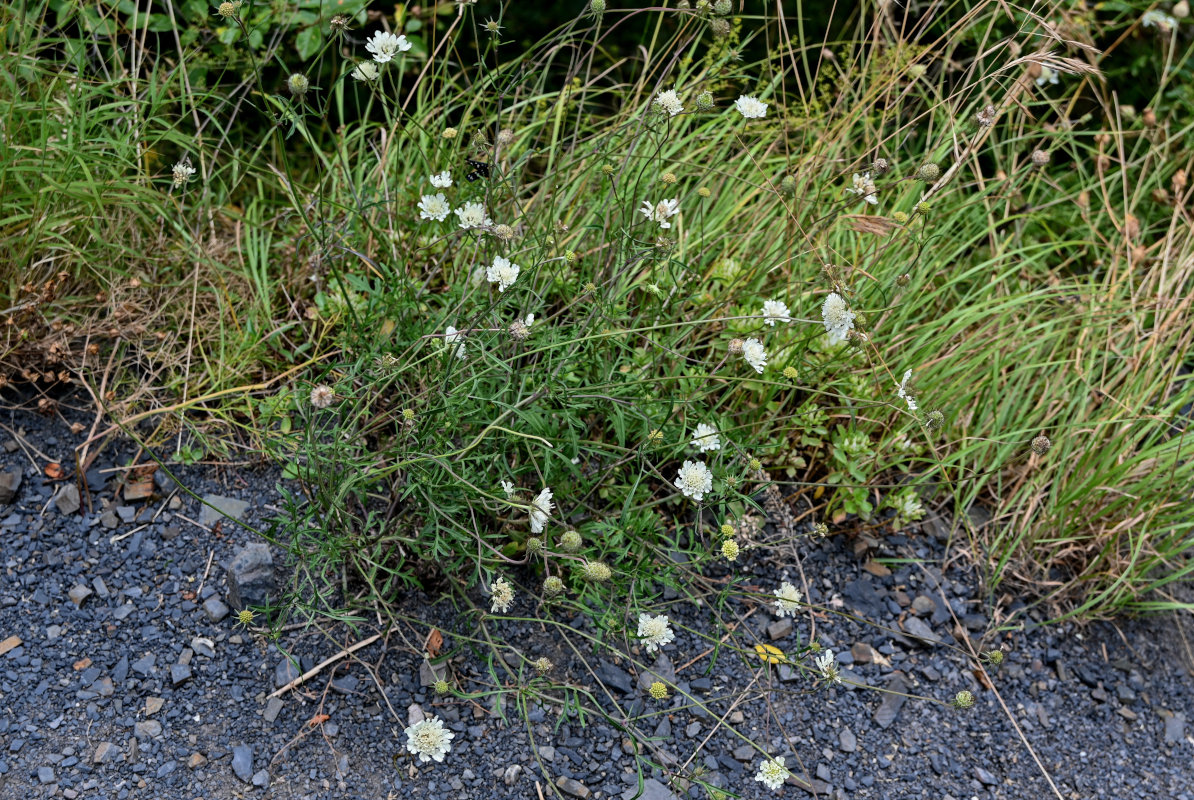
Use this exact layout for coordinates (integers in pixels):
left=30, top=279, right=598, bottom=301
left=1, top=396, right=1192, bottom=800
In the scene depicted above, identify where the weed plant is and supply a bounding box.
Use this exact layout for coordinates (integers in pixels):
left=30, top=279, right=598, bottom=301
left=2, top=0, right=1194, bottom=794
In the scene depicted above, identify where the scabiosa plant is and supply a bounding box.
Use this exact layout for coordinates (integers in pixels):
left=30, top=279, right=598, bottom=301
left=754, top=756, right=791, bottom=791
left=366, top=30, right=411, bottom=63
left=815, top=649, right=841, bottom=684
left=490, top=576, right=514, bottom=613
left=455, top=201, right=493, bottom=230
left=761, top=299, right=791, bottom=326
left=486, top=255, right=521, bottom=292
left=636, top=613, right=675, bottom=653
left=429, top=171, right=452, bottom=188
left=820, top=292, right=855, bottom=344
left=721, top=539, right=740, bottom=561
left=171, top=161, right=195, bottom=188
left=403, top=716, right=454, bottom=763
left=896, top=369, right=918, bottom=412
left=350, top=61, right=380, bottom=82
left=654, top=89, right=683, bottom=116
left=638, top=198, right=681, bottom=228
left=418, top=193, right=451, bottom=222
left=691, top=422, right=721, bottom=452
left=648, top=681, right=669, bottom=700
left=500, top=480, right=515, bottom=498
left=846, top=172, right=878, bottom=204
left=742, top=338, right=767, bottom=373
left=675, top=460, right=713, bottom=501
left=309, top=385, right=335, bottom=408
left=734, top=94, right=768, bottom=119
left=529, top=487, right=553, bottom=532
left=444, top=326, right=466, bottom=360
left=772, top=581, right=802, bottom=616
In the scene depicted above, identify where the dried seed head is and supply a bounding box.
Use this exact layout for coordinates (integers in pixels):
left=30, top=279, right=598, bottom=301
left=728, top=338, right=744, bottom=354
left=952, top=690, right=975, bottom=709
left=1030, top=149, right=1051, bottom=167
left=581, top=560, right=612, bottom=582
left=493, top=223, right=516, bottom=242
left=696, top=90, right=714, bottom=111
left=924, top=410, right=945, bottom=430
left=710, top=18, right=731, bottom=38
left=496, top=128, right=515, bottom=146
left=559, top=530, right=582, bottom=553
left=896, top=272, right=911, bottom=286
left=915, top=162, right=941, bottom=183
left=310, top=385, right=335, bottom=408
left=872, top=157, right=891, bottom=175
left=509, top=319, right=530, bottom=340
left=976, top=104, right=996, bottom=127
left=1031, top=434, right=1052, bottom=455
left=533, top=656, right=553, bottom=675
left=811, top=522, right=829, bottom=538
left=329, top=14, right=350, bottom=32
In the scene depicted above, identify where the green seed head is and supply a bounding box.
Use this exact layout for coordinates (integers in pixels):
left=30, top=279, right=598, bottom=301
left=589, top=0, right=606, bottom=14
left=559, top=530, right=582, bottom=553
left=893, top=211, right=910, bottom=224
left=915, top=162, right=941, bottom=183
left=779, top=175, right=797, bottom=197
left=696, top=90, right=714, bottom=111
left=525, top=537, right=544, bottom=555
left=287, top=73, right=309, bottom=96
left=1031, top=434, right=1052, bottom=455
left=433, top=678, right=450, bottom=694
left=925, top=410, right=945, bottom=431
left=581, top=560, right=612, bottom=582
left=543, top=576, right=565, bottom=596
left=953, top=690, right=975, bottom=709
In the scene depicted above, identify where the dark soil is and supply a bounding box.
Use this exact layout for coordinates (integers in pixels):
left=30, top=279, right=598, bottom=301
left=0, top=395, right=1191, bottom=800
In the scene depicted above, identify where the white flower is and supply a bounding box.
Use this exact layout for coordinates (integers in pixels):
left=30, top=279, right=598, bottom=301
left=896, top=369, right=918, bottom=412
left=754, top=757, right=791, bottom=791
left=444, top=325, right=466, bottom=360
left=529, top=487, right=553, bottom=533
left=654, top=89, right=683, bottom=117
left=1142, top=10, right=1178, bottom=33
left=455, top=201, right=493, bottom=230
left=1034, top=65, right=1059, bottom=87
left=773, top=581, right=802, bottom=617
left=486, top=255, right=521, bottom=292
left=638, top=198, right=681, bottom=228
left=490, top=576, right=514, bottom=613
left=846, top=172, right=878, bottom=205
left=403, top=716, right=455, bottom=763
left=366, top=30, right=411, bottom=64
left=742, top=338, right=767, bottom=373
left=815, top=649, right=841, bottom=684
left=171, top=161, right=195, bottom=188
left=675, top=460, right=713, bottom=501
left=500, top=480, right=515, bottom=498
left=309, top=385, right=334, bottom=409
left=429, top=171, right=452, bottom=188
left=418, top=193, right=451, bottom=222
left=691, top=423, right=721, bottom=452
left=734, top=94, right=768, bottom=119
left=636, top=613, right=675, bottom=653
left=820, top=292, right=855, bottom=345
left=761, top=299, right=790, bottom=326
left=351, top=61, right=380, bottom=82
left=524, top=313, right=534, bottom=327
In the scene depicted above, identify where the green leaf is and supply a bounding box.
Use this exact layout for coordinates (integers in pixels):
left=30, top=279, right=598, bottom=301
left=295, top=26, right=322, bottom=61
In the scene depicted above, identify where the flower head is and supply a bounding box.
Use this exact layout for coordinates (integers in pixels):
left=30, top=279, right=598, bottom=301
left=490, top=576, right=514, bottom=613
left=691, top=422, right=721, bottom=452
left=1035, top=65, right=1060, bottom=87
left=500, top=480, right=515, bottom=498
left=455, top=201, right=493, bottom=230
left=543, top=575, right=565, bottom=596
left=820, top=292, right=855, bottom=345
left=754, top=757, right=791, bottom=791
left=846, top=171, right=878, bottom=205
left=654, top=89, right=684, bottom=117
left=309, top=385, right=335, bottom=408
left=734, top=95, right=768, bottom=119
left=773, top=581, right=802, bottom=617
left=486, top=255, right=521, bottom=292
left=636, top=613, right=675, bottom=653
left=433, top=678, right=450, bottom=695
left=896, top=369, right=918, bottom=412
left=444, top=326, right=466, bottom=360
left=815, top=649, right=841, bottom=684
left=366, top=30, right=411, bottom=64
left=351, top=61, right=380, bottom=82
left=533, top=656, right=553, bottom=675
left=171, top=161, right=195, bottom=188
left=721, top=539, right=740, bottom=561
left=236, top=609, right=255, bottom=626
left=403, top=716, right=454, bottom=763
left=675, top=459, right=713, bottom=501
left=529, top=487, right=553, bottom=533
left=429, top=171, right=452, bottom=188
left=1142, top=10, right=1178, bottom=33
left=559, top=530, right=582, bottom=552
left=742, top=338, right=767, bottom=373
left=418, top=193, right=451, bottom=222
left=639, top=198, right=681, bottom=228
left=648, top=681, right=668, bottom=700
left=761, top=299, right=791, bottom=326
left=287, top=73, right=310, bottom=96
left=1032, top=434, right=1052, bottom=455
left=952, top=689, right=975, bottom=709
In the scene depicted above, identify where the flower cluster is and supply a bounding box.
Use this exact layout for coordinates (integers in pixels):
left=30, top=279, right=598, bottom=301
left=636, top=613, right=675, bottom=653
left=490, top=576, right=514, bottom=613
left=691, top=423, right=721, bottom=452
left=773, top=581, right=802, bottom=616
left=404, top=716, right=454, bottom=763
left=366, top=30, right=411, bottom=64
left=821, top=292, right=855, bottom=344
left=846, top=172, right=878, bottom=205
left=754, top=757, right=790, bottom=791
left=675, top=460, right=713, bottom=501
left=639, top=198, right=681, bottom=228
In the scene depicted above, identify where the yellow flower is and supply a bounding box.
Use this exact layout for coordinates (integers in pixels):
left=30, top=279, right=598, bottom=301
left=648, top=681, right=668, bottom=699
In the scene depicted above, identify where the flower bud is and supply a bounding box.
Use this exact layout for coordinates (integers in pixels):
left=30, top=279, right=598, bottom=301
left=952, top=690, right=975, bottom=709
left=589, top=0, right=606, bottom=14
left=721, top=539, right=740, bottom=561
left=648, top=681, right=668, bottom=699
left=1030, top=149, right=1050, bottom=167
left=287, top=73, right=310, bottom=97
left=442, top=127, right=458, bottom=139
